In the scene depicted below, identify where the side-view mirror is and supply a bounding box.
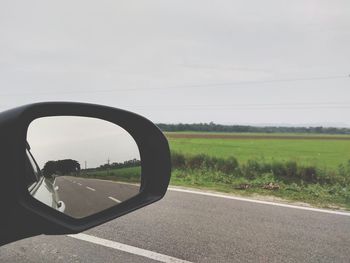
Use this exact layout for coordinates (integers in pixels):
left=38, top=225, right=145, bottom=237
left=0, top=102, right=171, bottom=245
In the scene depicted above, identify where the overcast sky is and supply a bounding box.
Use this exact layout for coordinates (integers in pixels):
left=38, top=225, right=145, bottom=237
left=1, top=1, right=350, bottom=126
left=27, top=116, right=140, bottom=168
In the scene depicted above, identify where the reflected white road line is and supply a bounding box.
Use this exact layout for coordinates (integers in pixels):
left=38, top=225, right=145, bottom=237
left=108, top=196, right=121, bottom=203
left=68, top=233, right=192, bottom=263
left=86, top=186, right=96, bottom=191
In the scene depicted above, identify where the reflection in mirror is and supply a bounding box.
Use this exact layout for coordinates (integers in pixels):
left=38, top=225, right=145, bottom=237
left=26, top=116, right=141, bottom=219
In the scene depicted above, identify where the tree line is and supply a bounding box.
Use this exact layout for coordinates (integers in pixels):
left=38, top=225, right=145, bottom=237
left=42, top=159, right=80, bottom=177
left=96, top=159, right=141, bottom=171
left=42, top=158, right=141, bottom=177
left=157, top=122, right=350, bottom=134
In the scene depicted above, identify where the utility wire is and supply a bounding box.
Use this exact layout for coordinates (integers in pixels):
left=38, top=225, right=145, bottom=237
left=0, top=75, right=348, bottom=97
left=127, top=106, right=350, bottom=111
left=1, top=101, right=350, bottom=112
left=128, top=102, right=350, bottom=107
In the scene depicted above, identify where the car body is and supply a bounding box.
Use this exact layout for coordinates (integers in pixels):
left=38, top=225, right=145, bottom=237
left=26, top=143, right=65, bottom=213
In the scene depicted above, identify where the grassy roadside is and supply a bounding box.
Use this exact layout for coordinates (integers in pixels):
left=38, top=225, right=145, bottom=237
left=81, top=166, right=141, bottom=183
left=78, top=157, right=350, bottom=210
left=170, top=152, right=350, bottom=210
left=170, top=170, right=350, bottom=210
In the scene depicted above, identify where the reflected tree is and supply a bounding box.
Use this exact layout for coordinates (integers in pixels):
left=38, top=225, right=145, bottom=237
left=43, top=159, right=81, bottom=177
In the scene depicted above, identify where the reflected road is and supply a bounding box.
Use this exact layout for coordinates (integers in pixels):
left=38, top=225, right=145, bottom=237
left=54, top=176, right=139, bottom=218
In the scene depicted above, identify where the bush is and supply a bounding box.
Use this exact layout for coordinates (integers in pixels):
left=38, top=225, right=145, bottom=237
left=285, top=161, right=298, bottom=178
left=299, top=166, right=317, bottom=183
left=187, top=154, right=208, bottom=169
left=171, top=152, right=186, bottom=169
left=271, top=162, right=287, bottom=178
left=216, top=156, right=239, bottom=174
left=171, top=152, right=350, bottom=189
left=242, top=160, right=269, bottom=179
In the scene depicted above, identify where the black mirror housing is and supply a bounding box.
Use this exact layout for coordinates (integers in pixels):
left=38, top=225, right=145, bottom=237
left=0, top=102, right=171, bottom=245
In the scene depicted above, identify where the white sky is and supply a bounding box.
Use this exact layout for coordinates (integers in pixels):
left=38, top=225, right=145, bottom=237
left=27, top=116, right=140, bottom=168
left=1, top=1, right=350, bottom=126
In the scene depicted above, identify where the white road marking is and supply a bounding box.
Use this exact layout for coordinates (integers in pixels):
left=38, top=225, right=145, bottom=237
left=68, top=233, right=192, bottom=263
left=108, top=196, right=121, bottom=203
left=86, top=186, right=96, bottom=191
left=84, top=178, right=139, bottom=187
left=77, top=183, right=82, bottom=186
left=168, top=187, right=350, bottom=217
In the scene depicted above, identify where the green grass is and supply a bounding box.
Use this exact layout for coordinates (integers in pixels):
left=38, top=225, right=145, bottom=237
left=82, top=166, right=141, bottom=183
left=167, top=132, right=350, bottom=209
left=170, top=170, right=350, bottom=210
left=170, top=169, right=350, bottom=210
left=168, top=137, right=350, bottom=169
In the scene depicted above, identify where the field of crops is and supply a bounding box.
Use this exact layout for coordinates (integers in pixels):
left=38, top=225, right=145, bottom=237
left=166, top=132, right=350, bottom=169
left=166, top=132, right=350, bottom=209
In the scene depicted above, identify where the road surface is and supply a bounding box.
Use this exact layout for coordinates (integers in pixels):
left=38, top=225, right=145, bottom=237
left=54, top=176, right=140, bottom=218
left=1, top=178, right=350, bottom=262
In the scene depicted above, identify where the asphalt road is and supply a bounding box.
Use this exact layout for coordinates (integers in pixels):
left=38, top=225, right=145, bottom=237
left=1, top=180, right=350, bottom=262
left=54, top=176, right=140, bottom=218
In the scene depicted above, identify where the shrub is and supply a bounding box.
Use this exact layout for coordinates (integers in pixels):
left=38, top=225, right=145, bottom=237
left=171, top=152, right=350, bottom=191
left=187, top=154, right=208, bottom=169
left=285, top=161, right=298, bottom=178
left=171, top=152, right=186, bottom=169
left=298, top=166, right=317, bottom=183
left=271, top=162, right=287, bottom=178
left=201, top=155, right=217, bottom=170
left=241, top=160, right=257, bottom=179
left=216, top=156, right=239, bottom=174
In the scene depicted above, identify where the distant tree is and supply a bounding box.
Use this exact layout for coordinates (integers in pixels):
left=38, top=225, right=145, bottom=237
left=96, top=158, right=141, bottom=170
left=43, top=159, right=80, bottom=177
left=156, top=123, right=350, bottom=135
left=42, top=161, right=57, bottom=177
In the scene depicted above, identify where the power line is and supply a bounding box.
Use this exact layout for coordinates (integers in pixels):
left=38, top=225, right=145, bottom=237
left=130, top=106, right=350, bottom=111
left=1, top=101, right=350, bottom=112
left=128, top=101, right=350, bottom=108
left=128, top=106, right=350, bottom=112
left=0, top=75, right=348, bottom=97
left=126, top=101, right=350, bottom=111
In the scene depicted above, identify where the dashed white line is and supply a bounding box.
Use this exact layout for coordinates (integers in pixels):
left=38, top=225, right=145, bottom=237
left=108, top=196, right=121, bottom=203
left=77, top=183, right=82, bottom=186
left=68, top=233, right=192, bottom=263
left=168, top=187, right=350, bottom=217
left=86, top=186, right=96, bottom=191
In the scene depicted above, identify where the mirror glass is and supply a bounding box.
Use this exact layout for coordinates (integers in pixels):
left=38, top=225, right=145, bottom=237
left=26, top=116, right=141, bottom=219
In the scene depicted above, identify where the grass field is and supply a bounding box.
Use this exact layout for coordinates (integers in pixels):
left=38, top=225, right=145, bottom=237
left=166, top=132, right=350, bottom=209
left=82, top=166, right=141, bottom=183
left=166, top=132, right=350, bottom=169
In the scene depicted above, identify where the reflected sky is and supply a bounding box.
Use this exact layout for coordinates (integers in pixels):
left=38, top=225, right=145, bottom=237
left=27, top=116, right=140, bottom=168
